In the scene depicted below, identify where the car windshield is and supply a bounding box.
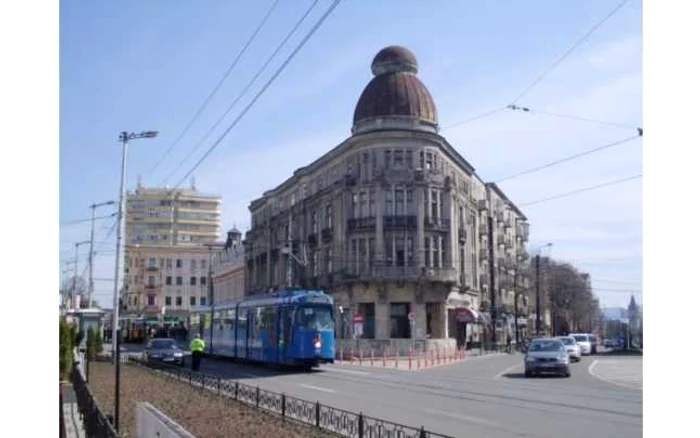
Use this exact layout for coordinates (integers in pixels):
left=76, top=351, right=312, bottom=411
left=528, top=340, right=564, bottom=352
left=559, top=337, right=575, bottom=345
left=296, top=306, right=334, bottom=331
left=150, top=340, right=177, bottom=349
left=573, top=335, right=588, bottom=342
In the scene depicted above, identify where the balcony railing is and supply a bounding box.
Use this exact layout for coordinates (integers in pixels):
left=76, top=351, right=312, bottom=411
left=383, top=215, right=417, bottom=229
left=347, top=217, right=375, bottom=231
left=424, top=217, right=450, bottom=231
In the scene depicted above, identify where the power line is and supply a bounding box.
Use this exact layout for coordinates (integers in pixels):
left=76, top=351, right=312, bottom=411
left=147, top=0, right=282, bottom=179
left=510, top=0, right=629, bottom=104
left=442, top=106, right=507, bottom=130
left=520, top=174, right=641, bottom=207
left=173, top=0, right=343, bottom=189
left=162, top=0, right=323, bottom=185
left=60, top=213, right=116, bottom=228
left=494, top=134, right=641, bottom=183
left=507, top=105, right=641, bottom=132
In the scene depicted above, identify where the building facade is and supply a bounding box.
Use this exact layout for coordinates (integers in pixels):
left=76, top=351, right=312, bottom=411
left=125, top=185, right=221, bottom=245
left=212, top=226, right=246, bottom=305
left=244, top=46, right=530, bottom=353
left=123, top=185, right=223, bottom=321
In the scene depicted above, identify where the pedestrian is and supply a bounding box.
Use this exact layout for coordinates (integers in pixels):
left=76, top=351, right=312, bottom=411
left=506, top=333, right=513, bottom=353
left=190, top=333, right=205, bottom=371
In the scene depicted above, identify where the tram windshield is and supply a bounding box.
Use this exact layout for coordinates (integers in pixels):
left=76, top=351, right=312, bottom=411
left=296, top=306, right=334, bottom=331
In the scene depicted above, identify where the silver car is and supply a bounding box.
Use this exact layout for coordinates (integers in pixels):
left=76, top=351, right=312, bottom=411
left=524, top=338, right=571, bottom=377
left=556, top=336, right=582, bottom=362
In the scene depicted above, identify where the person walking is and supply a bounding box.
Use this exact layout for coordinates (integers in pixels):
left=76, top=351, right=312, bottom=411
left=190, top=333, right=205, bottom=371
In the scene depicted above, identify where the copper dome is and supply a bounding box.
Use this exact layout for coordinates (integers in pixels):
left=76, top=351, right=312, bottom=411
left=353, top=46, right=438, bottom=130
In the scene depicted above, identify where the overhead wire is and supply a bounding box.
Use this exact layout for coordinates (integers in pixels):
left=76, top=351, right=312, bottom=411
left=520, top=174, right=642, bottom=207
left=162, top=0, right=324, bottom=185
left=494, top=133, right=641, bottom=183
left=506, top=105, right=641, bottom=132
left=147, top=0, right=282, bottom=179
left=172, top=0, right=343, bottom=189
left=60, top=212, right=116, bottom=228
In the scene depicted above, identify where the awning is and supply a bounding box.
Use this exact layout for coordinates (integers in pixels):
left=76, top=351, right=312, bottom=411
left=455, top=307, right=480, bottom=323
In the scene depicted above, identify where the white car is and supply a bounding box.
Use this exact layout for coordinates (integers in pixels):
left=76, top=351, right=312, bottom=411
left=570, top=333, right=592, bottom=355
left=556, top=336, right=581, bottom=362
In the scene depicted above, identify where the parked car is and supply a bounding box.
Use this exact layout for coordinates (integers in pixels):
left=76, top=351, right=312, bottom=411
left=556, top=336, right=581, bottom=362
left=144, top=338, right=185, bottom=366
left=524, top=338, right=571, bottom=377
left=570, top=333, right=592, bottom=355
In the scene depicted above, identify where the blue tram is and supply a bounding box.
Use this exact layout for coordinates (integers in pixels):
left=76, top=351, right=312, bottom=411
left=192, top=289, right=335, bottom=368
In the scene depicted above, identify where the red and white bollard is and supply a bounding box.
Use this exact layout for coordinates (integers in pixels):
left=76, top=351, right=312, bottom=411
left=382, top=348, right=387, bottom=368
left=370, top=349, right=374, bottom=367
left=431, top=348, right=435, bottom=367
left=424, top=349, right=428, bottom=368
left=395, top=347, right=399, bottom=368
left=359, top=348, right=363, bottom=365
left=338, top=347, right=343, bottom=365
left=408, top=348, right=413, bottom=370
left=416, top=348, right=421, bottom=370
left=351, top=347, right=355, bottom=364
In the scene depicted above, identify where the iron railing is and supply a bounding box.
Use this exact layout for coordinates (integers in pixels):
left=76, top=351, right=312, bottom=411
left=59, top=389, right=66, bottom=438
left=132, top=358, right=452, bottom=438
left=71, top=362, right=120, bottom=438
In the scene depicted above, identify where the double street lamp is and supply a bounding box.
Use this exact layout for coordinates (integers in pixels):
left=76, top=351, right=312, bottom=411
left=111, top=130, right=158, bottom=432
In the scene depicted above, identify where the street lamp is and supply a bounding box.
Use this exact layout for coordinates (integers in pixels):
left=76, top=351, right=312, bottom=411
left=112, top=130, right=158, bottom=432
left=88, top=201, right=115, bottom=308
left=534, top=243, right=553, bottom=335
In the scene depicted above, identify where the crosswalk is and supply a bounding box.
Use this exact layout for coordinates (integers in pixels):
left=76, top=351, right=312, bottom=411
left=588, top=358, right=643, bottom=390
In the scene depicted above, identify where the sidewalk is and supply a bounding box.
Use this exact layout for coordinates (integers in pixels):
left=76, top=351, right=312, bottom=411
left=60, top=383, right=86, bottom=438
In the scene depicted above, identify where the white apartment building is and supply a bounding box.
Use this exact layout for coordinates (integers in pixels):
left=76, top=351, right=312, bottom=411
left=244, top=46, right=531, bottom=354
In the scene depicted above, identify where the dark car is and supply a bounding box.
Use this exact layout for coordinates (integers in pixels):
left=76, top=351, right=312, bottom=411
left=524, top=338, right=571, bottom=377
left=144, top=338, right=185, bottom=366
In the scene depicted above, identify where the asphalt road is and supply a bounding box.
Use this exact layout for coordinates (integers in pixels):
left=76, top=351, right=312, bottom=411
left=179, top=351, right=642, bottom=438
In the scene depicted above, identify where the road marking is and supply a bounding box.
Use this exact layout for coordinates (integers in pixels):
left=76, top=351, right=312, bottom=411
left=494, top=363, right=522, bottom=379
left=323, top=367, right=370, bottom=376
left=588, top=359, right=642, bottom=390
left=424, top=408, right=501, bottom=428
left=300, top=384, right=337, bottom=393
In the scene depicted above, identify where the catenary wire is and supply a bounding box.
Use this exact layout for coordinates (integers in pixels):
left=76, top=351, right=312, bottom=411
left=172, top=0, right=343, bottom=189
left=147, top=0, right=282, bottom=179
left=520, top=174, right=641, bottom=207
left=162, top=0, right=323, bottom=185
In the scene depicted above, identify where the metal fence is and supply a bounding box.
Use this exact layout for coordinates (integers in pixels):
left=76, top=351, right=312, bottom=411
left=59, top=389, right=66, bottom=438
left=131, top=358, right=452, bottom=438
left=71, top=362, right=120, bottom=438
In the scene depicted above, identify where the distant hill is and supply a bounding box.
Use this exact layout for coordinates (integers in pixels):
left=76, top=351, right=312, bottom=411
left=603, top=307, right=627, bottom=320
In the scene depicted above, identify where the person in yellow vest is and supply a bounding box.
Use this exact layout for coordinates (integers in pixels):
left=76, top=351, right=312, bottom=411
left=190, top=333, right=205, bottom=371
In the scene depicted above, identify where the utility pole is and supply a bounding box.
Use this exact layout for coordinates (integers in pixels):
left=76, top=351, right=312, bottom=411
left=487, top=216, right=497, bottom=346
left=535, top=254, right=541, bottom=335
left=89, top=201, right=115, bottom=309
left=73, top=241, right=90, bottom=309
left=112, top=130, right=157, bottom=432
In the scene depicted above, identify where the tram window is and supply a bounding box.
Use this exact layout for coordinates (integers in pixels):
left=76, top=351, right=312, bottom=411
left=296, top=307, right=333, bottom=331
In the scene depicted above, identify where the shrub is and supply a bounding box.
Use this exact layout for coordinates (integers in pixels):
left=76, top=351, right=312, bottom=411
left=94, top=330, right=104, bottom=355
left=86, top=327, right=96, bottom=361
left=59, top=318, right=75, bottom=381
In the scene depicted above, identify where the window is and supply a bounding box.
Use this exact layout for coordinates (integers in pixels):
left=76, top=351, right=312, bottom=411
left=390, top=303, right=411, bottom=338
left=159, top=258, right=164, bottom=268
left=148, top=276, right=155, bottom=286
left=200, top=276, right=206, bottom=286
left=166, top=259, right=172, bottom=269
left=385, top=237, right=394, bottom=267
left=432, top=236, right=440, bottom=268
left=326, top=248, right=332, bottom=273
left=176, top=259, right=182, bottom=268
left=385, top=187, right=393, bottom=216
left=148, top=295, right=155, bottom=306
left=384, top=150, right=391, bottom=168
left=148, top=257, right=156, bottom=268
left=359, top=238, right=367, bottom=271
left=166, top=276, right=172, bottom=285
left=424, top=237, right=430, bottom=267
left=190, top=276, right=196, bottom=286
left=426, top=303, right=440, bottom=337
left=369, top=238, right=375, bottom=267
left=311, top=210, right=318, bottom=234
left=165, top=296, right=172, bottom=306
left=359, top=191, right=368, bottom=217
left=396, top=236, right=405, bottom=266
left=200, top=296, right=206, bottom=306
left=326, top=203, right=333, bottom=228
left=201, top=259, right=207, bottom=269
left=358, top=303, right=376, bottom=339
left=394, top=149, right=404, bottom=167
left=176, top=277, right=183, bottom=286
left=190, top=260, right=197, bottom=271
left=395, top=190, right=405, bottom=215
left=190, top=296, right=196, bottom=306
left=350, top=239, right=358, bottom=274
left=406, top=150, right=414, bottom=169
left=351, top=192, right=359, bottom=218
left=369, top=189, right=375, bottom=217
left=431, top=190, right=438, bottom=219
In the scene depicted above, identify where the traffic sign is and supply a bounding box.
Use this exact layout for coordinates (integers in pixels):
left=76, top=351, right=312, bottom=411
left=408, top=312, right=416, bottom=322
left=352, top=313, right=364, bottom=324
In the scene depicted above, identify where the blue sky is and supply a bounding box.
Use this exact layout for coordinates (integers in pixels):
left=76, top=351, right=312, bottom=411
left=60, top=0, right=642, bottom=309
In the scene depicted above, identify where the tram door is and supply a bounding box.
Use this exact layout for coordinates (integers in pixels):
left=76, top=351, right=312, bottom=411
left=279, top=307, right=293, bottom=363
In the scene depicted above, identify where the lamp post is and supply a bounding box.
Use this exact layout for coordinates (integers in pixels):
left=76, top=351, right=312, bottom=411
left=534, top=243, right=553, bottom=336
left=88, top=201, right=115, bottom=308
left=111, top=130, right=158, bottom=432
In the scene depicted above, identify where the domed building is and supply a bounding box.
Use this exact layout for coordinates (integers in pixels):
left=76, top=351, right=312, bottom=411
left=245, top=46, right=530, bottom=354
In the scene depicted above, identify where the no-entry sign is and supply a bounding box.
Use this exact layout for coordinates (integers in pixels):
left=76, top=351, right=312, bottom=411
left=352, top=313, right=364, bottom=324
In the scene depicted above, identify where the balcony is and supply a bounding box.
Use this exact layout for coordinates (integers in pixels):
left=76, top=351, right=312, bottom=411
left=424, top=217, right=450, bottom=232
left=347, top=217, right=375, bottom=231
left=321, top=227, right=333, bottom=243
left=147, top=266, right=159, bottom=272
left=458, top=228, right=467, bottom=243
left=477, top=199, right=487, bottom=211
left=383, top=215, right=417, bottom=229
